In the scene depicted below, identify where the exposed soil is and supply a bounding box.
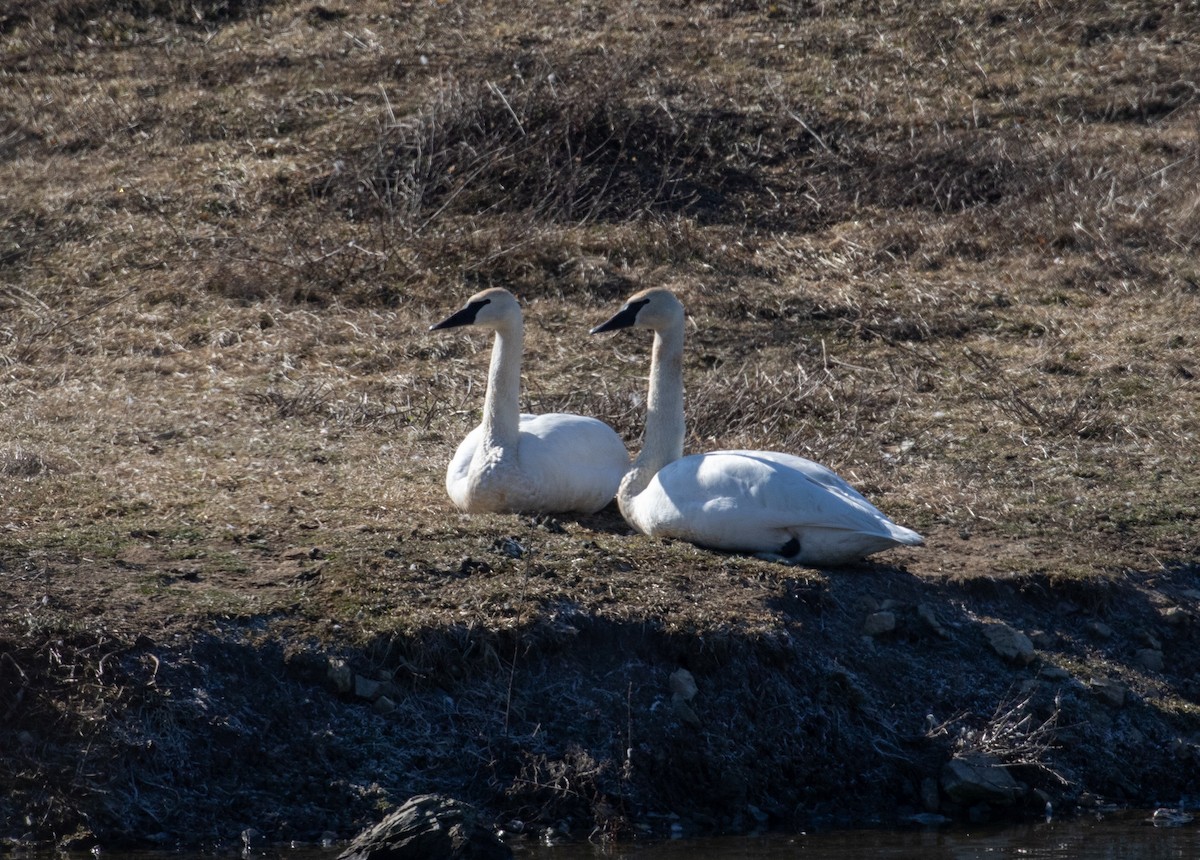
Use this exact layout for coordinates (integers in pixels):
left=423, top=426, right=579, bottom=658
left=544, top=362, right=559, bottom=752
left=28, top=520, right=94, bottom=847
left=2, top=0, right=1199, bottom=852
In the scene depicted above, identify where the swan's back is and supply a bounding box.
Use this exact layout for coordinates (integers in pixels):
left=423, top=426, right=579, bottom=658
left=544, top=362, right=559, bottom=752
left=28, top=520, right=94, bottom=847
left=625, top=449, right=922, bottom=565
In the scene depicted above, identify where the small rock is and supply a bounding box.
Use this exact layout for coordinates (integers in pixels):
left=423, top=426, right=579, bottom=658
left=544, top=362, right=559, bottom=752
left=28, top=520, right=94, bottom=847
left=829, top=667, right=869, bottom=706
left=1151, top=808, right=1195, bottom=827
left=1087, top=621, right=1114, bottom=639
left=328, top=658, right=354, bottom=694
left=1138, top=631, right=1162, bottom=650
left=857, top=596, right=880, bottom=614
left=941, top=754, right=1024, bottom=806
left=1134, top=649, right=1164, bottom=673
left=1171, top=737, right=1200, bottom=761
left=339, top=794, right=512, bottom=860
left=1161, top=606, right=1190, bottom=626
left=863, top=611, right=896, bottom=636
left=672, top=696, right=702, bottom=729
left=982, top=622, right=1035, bottom=664
left=1039, top=665, right=1071, bottom=681
left=374, top=696, right=397, bottom=716
left=1029, top=629, right=1055, bottom=649
left=498, top=538, right=525, bottom=558
left=669, top=668, right=698, bottom=702
left=917, top=603, right=949, bottom=638
left=1089, top=677, right=1128, bottom=708
left=355, top=675, right=383, bottom=701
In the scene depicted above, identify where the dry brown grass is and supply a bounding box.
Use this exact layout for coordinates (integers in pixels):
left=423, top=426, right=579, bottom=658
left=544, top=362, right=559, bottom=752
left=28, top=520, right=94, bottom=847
left=2, top=0, right=1200, bottom=846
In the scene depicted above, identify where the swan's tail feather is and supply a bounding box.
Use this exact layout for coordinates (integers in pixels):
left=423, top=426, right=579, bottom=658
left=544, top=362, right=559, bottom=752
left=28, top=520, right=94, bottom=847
left=886, top=523, right=924, bottom=547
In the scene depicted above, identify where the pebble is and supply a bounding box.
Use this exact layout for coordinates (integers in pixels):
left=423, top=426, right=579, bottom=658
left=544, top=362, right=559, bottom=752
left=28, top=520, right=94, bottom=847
left=1134, top=649, right=1164, bottom=673
left=1087, top=621, right=1114, bottom=639
left=863, top=611, right=897, bottom=636
left=1089, top=677, right=1128, bottom=708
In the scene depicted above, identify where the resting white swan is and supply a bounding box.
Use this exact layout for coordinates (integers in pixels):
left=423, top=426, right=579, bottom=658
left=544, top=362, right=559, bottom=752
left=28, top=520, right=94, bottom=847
left=590, top=288, right=923, bottom=566
left=431, top=288, right=629, bottom=515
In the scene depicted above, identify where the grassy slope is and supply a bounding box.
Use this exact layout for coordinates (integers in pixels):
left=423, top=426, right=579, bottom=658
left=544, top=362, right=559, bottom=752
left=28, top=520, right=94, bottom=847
left=2, top=0, right=1199, bottom=849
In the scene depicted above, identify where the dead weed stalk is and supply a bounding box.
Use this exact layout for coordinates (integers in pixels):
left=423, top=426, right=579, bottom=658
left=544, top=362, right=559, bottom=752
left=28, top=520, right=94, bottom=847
left=930, top=689, right=1066, bottom=783
left=962, top=347, right=1118, bottom=440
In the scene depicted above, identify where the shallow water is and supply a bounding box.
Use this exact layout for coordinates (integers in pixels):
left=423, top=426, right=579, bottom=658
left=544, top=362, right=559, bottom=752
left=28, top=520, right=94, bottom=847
left=517, top=811, right=1197, bottom=859
left=514, top=822, right=1194, bottom=858
left=24, top=812, right=1200, bottom=860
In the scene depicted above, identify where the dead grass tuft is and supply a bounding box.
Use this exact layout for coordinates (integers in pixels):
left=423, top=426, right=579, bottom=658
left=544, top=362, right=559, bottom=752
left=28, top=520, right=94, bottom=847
left=0, top=629, right=131, bottom=840
left=1, top=449, right=52, bottom=478
left=9, top=0, right=275, bottom=31
left=328, top=53, right=776, bottom=232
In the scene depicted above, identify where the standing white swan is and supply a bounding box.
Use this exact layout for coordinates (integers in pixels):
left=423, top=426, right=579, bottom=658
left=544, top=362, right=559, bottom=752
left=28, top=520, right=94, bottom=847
left=431, top=288, right=629, bottom=515
left=590, top=288, right=923, bottom=566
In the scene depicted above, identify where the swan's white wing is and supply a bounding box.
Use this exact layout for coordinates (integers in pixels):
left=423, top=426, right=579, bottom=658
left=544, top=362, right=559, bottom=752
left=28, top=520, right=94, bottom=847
left=629, top=450, right=921, bottom=562
left=705, top=450, right=907, bottom=533
left=447, top=414, right=628, bottom=514
left=514, top=413, right=629, bottom=513
left=713, top=449, right=878, bottom=507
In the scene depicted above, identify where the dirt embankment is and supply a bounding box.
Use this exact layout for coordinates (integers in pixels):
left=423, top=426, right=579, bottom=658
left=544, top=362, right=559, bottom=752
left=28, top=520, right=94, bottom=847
left=3, top=532, right=1198, bottom=849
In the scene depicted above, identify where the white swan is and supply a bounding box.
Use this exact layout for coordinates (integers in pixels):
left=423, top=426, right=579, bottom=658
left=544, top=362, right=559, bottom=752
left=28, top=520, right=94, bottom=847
left=590, top=288, right=923, bottom=566
left=431, top=288, right=629, bottom=515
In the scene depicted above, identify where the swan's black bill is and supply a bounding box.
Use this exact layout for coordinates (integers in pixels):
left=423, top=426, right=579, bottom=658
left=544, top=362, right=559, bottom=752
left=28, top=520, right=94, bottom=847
left=590, top=298, right=648, bottom=334
left=430, top=298, right=490, bottom=331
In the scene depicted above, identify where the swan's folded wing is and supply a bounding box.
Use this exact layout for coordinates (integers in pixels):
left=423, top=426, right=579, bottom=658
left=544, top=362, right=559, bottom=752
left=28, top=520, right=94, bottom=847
left=687, top=451, right=912, bottom=540
left=513, top=413, right=629, bottom=513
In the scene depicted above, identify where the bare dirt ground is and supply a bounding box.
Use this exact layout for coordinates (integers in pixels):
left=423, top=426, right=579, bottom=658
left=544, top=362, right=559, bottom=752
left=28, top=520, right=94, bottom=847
left=2, top=0, right=1199, bottom=851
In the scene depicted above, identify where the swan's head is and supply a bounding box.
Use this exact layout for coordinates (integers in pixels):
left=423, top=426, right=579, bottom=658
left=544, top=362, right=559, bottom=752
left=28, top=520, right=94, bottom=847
left=590, top=288, right=684, bottom=335
left=430, top=287, right=521, bottom=332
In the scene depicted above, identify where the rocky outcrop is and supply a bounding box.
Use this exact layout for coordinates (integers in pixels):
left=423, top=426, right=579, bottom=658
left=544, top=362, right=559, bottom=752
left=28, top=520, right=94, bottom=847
left=339, top=795, right=512, bottom=860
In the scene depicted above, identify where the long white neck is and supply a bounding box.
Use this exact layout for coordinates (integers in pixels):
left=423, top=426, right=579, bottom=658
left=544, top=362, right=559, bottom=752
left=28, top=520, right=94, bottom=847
left=480, top=319, right=522, bottom=451
left=619, top=318, right=685, bottom=512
